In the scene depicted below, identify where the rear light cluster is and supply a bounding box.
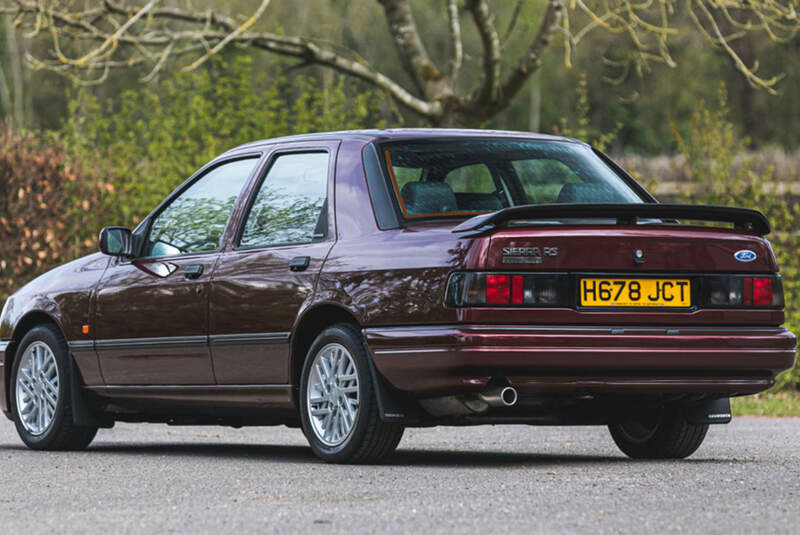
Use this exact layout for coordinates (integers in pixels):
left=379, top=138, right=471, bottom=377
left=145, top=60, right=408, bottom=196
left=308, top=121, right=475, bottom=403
left=705, top=275, right=784, bottom=307
left=446, top=272, right=784, bottom=309
left=446, top=272, right=569, bottom=307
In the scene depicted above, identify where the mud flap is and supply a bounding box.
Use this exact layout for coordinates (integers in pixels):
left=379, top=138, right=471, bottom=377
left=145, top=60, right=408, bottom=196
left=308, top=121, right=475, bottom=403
left=364, top=350, right=424, bottom=425
left=684, top=398, right=732, bottom=424
left=70, top=358, right=113, bottom=428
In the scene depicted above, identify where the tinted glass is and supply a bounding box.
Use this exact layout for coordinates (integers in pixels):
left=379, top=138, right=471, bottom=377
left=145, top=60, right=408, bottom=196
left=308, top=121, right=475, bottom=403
left=445, top=164, right=495, bottom=193
left=383, top=139, right=642, bottom=218
left=239, top=152, right=329, bottom=248
left=145, top=158, right=257, bottom=257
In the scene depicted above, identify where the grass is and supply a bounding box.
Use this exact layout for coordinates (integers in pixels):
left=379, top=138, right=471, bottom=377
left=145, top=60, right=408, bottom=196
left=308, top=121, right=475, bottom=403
left=731, top=391, right=800, bottom=417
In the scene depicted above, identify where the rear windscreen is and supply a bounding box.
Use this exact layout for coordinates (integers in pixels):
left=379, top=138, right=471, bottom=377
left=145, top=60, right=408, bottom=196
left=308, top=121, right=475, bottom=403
left=381, top=138, right=644, bottom=219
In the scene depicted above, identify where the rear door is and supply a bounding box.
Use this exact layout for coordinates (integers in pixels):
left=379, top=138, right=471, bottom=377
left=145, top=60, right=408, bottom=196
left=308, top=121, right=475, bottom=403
left=94, top=157, right=260, bottom=385
left=209, top=143, right=337, bottom=384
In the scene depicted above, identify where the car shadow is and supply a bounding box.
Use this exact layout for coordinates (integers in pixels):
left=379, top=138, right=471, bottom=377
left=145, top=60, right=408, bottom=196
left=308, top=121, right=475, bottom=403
left=0, top=441, right=755, bottom=467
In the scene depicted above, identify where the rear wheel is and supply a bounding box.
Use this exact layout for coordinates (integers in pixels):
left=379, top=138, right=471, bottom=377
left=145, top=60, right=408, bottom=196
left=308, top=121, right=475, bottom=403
left=10, top=325, right=98, bottom=451
left=299, top=324, right=404, bottom=463
left=609, top=406, right=708, bottom=459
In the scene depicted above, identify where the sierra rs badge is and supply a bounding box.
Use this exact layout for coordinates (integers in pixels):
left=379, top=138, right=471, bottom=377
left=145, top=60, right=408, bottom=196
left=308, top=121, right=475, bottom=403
left=502, top=246, right=558, bottom=264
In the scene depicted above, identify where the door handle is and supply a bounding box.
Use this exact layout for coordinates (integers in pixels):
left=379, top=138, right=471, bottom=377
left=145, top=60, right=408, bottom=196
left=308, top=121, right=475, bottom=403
left=289, top=256, right=311, bottom=272
left=184, top=264, right=204, bottom=279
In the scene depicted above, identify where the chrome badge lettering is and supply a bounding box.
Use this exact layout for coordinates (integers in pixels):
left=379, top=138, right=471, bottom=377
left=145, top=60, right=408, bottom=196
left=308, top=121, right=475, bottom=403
left=502, top=246, right=558, bottom=264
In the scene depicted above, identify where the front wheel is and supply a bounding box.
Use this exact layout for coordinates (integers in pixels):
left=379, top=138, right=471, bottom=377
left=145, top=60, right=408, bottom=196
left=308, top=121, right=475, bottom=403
left=10, top=325, right=98, bottom=450
left=609, top=406, right=709, bottom=459
left=299, top=324, right=404, bottom=463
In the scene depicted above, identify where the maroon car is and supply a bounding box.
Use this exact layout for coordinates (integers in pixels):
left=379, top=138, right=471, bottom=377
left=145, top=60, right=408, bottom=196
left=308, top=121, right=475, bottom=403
left=0, top=129, right=795, bottom=463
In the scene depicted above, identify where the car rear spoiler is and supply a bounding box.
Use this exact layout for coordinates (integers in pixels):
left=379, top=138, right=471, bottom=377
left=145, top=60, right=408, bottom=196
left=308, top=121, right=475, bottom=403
left=451, top=203, right=771, bottom=236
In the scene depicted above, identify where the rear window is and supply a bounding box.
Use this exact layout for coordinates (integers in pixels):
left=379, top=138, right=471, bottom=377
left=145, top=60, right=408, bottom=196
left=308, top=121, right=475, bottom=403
left=381, top=138, right=643, bottom=219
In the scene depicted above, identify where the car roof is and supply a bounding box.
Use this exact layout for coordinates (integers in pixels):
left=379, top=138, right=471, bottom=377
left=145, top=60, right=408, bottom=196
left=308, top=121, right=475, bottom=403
left=221, top=128, right=584, bottom=156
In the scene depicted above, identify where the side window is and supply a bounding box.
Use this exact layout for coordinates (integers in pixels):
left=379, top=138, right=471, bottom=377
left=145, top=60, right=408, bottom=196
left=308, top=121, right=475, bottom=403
left=239, top=152, right=329, bottom=248
left=144, top=158, right=258, bottom=258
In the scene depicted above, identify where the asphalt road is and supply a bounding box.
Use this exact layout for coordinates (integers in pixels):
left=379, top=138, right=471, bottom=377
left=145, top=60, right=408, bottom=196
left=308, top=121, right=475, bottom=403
left=0, top=418, right=798, bottom=534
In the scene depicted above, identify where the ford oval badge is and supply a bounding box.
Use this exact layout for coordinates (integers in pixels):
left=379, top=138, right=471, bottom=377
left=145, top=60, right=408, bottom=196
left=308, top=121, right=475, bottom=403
left=734, top=250, right=757, bottom=262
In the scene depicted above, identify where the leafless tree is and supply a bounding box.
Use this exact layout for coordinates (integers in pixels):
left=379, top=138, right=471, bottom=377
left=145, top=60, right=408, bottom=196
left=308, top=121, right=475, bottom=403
left=2, top=0, right=798, bottom=127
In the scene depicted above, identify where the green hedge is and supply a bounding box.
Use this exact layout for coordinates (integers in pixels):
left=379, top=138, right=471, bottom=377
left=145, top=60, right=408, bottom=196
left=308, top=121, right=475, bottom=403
left=673, top=86, right=800, bottom=388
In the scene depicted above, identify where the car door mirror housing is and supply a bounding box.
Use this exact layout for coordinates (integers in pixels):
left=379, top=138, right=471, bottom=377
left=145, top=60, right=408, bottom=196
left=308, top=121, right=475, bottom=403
left=99, top=226, right=134, bottom=257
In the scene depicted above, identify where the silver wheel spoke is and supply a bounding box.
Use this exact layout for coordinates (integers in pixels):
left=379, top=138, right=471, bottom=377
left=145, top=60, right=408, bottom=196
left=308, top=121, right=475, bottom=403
left=306, top=342, right=360, bottom=447
left=43, top=389, right=58, bottom=411
left=18, top=378, right=36, bottom=400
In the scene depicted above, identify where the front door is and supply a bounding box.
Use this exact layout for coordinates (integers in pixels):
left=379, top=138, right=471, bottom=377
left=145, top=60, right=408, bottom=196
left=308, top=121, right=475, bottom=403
left=210, top=147, right=336, bottom=384
left=94, top=157, right=261, bottom=385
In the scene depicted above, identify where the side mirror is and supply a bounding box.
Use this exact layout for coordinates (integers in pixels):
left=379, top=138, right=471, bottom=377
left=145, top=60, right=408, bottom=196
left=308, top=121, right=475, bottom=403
left=99, top=226, right=134, bottom=257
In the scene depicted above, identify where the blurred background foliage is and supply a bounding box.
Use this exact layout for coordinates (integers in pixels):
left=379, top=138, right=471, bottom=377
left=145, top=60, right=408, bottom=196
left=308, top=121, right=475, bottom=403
left=0, top=0, right=798, bottom=388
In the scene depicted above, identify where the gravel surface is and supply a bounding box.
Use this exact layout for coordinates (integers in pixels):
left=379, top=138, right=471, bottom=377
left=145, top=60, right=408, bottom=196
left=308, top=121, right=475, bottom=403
left=0, top=418, right=798, bottom=534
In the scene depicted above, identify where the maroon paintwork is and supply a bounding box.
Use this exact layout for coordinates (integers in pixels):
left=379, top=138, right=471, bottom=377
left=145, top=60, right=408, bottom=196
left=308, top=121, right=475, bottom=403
left=0, top=129, right=795, bottom=427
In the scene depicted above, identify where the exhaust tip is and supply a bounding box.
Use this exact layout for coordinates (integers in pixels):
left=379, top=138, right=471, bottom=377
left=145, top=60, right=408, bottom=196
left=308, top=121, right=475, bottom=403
left=500, top=386, right=518, bottom=406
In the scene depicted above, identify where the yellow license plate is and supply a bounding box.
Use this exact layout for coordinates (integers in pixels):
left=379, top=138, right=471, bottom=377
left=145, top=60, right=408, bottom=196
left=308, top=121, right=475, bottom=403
left=580, top=278, right=691, bottom=308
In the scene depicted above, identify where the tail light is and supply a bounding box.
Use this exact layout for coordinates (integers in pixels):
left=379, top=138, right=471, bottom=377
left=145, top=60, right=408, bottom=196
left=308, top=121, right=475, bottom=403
left=446, top=272, right=569, bottom=307
left=447, top=272, right=784, bottom=309
left=704, top=275, right=783, bottom=308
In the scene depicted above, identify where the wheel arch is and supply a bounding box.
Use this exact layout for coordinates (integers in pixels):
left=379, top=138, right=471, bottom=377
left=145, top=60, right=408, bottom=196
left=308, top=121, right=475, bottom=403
left=290, top=304, right=360, bottom=400
left=3, top=311, right=63, bottom=415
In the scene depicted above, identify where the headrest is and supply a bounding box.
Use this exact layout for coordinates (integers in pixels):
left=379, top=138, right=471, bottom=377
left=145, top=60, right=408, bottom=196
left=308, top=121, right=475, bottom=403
left=400, top=181, right=458, bottom=215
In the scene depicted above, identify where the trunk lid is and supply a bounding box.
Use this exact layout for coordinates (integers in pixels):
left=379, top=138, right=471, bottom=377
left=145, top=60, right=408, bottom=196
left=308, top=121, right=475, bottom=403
left=485, top=226, right=777, bottom=273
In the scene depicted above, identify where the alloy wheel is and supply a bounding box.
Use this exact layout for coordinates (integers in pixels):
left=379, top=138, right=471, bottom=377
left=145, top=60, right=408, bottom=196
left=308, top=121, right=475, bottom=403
left=306, top=342, right=360, bottom=447
left=15, top=341, right=60, bottom=436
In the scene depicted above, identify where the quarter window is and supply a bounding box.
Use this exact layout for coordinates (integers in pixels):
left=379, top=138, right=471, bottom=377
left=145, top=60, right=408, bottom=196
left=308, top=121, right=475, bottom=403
left=239, top=152, right=329, bottom=248
left=144, top=158, right=258, bottom=258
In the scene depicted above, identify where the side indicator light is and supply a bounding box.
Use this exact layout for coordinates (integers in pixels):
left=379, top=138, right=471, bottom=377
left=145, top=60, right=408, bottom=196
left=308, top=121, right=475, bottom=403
left=82, top=325, right=90, bottom=335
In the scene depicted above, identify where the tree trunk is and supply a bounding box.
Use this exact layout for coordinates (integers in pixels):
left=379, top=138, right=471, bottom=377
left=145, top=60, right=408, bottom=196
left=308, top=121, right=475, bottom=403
left=433, top=97, right=490, bottom=129
left=529, top=71, right=541, bottom=133
left=4, top=16, right=24, bottom=130
left=0, top=60, right=11, bottom=121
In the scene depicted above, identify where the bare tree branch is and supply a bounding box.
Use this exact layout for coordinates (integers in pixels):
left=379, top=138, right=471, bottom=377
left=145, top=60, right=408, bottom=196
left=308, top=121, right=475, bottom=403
left=377, top=0, right=443, bottom=97
left=247, top=33, right=442, bottom=117
left=184, top=0, right=272, bottom=71
left=446, top=0, right=462, bottom=80
left=496, top=0, right=564, bottom=111
left=4, top=0, right=799, bottom=127
left=467, top=0, right=502, bottom=105
left=58, top=0, right=161, bottom=67
left=501, top=0, right=525, bottom=46
left=691, top=0, right=784, bottom=94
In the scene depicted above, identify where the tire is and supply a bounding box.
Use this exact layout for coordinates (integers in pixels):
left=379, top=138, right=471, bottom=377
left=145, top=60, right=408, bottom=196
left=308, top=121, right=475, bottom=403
left=609, top=405, right=709, bottom=459
left=299, top=323, right=404, bottom=463
left=10, top=325, right=98, bottom=451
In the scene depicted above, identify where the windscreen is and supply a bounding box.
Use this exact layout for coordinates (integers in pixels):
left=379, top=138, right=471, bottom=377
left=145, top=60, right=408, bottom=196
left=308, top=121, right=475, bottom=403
left=381, top=138, right=643, bottom=219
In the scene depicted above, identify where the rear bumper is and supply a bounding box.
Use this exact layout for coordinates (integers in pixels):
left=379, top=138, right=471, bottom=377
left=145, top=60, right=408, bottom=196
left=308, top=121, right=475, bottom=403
left=364, top=325, right=797, bottom=397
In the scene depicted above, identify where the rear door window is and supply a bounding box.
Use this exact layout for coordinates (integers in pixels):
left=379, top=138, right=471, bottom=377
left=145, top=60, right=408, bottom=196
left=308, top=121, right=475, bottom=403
left=238, top=152, right=329, bottom=248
